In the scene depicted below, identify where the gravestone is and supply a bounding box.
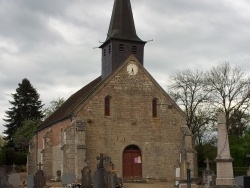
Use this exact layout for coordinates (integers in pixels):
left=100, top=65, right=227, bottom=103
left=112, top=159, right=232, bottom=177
left=8, top=173, right=20, bottom=188
left=202, top=158, right=215, bottom=188
left=107, top=160, right=123, bottom=188
left=8, top=163, right=20, bottom=188
left=215, top=113, right=235, bottom=186
left=205, top=158, right=211, bottom=171
left=33, top=162, right=46, bottom=188
left=0, top=168, right=10, bottom=188
left=93, top=166, right=108, bottom=188
left=56, top=170, right=61, bottom=181
left=246, top=154, right=250, bottom=176
left=34, top=170, right=46, bottom=188
left=62, top=173, right=76, bottom=185
left=26, top=174, right=34, bottom=188
left=107, top=171, right=117, bottom=188
left=93, top=153, right=123, bottom=188
left=96, top=153, right=109, bottom=169
left=93, top=153, right=110, bottom=188
left=81, top=166, right=92, bottom=188
left=175, top=167, right=180, bottom=186
left=235, top=176, right=250, bottom=188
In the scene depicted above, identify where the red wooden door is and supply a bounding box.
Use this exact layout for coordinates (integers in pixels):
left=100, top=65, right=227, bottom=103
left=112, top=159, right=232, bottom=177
left=123, top=147, right=142, bottom=178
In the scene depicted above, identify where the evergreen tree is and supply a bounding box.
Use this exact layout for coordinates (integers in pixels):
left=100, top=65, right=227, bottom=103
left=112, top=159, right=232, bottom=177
left=3, top=78, right=44, bottom=144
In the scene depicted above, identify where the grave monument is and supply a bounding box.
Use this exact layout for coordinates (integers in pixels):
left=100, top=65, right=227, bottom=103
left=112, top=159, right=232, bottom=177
left=246, top=154, right=250, bottom=176
left=34, top=162, right=46, bottom=188
left=202, top=158, right=215, bottom=188
left=0, top=168, right=10, bottom=187
left=212, top=112, right=238, bottom=188
left=8, top=164, right=20, bottom=188
left=81, top=165, right=92, bottom=188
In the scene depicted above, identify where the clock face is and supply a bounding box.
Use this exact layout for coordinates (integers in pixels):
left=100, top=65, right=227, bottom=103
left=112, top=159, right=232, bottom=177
left=127, top=63, right=138, bottom=75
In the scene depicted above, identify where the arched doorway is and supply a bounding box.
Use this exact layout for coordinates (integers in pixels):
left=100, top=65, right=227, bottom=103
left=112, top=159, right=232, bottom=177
left=123, top=145, right=142, bottom=178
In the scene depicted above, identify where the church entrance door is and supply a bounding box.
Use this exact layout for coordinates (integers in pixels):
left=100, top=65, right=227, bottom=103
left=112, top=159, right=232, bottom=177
left=123, top=145, right=142, bottom=178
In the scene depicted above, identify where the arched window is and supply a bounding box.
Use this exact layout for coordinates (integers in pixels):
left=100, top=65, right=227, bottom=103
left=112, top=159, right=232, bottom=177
left=105, top=96, right=111, bottom=116
left=152, top=98, right=158, bottom=117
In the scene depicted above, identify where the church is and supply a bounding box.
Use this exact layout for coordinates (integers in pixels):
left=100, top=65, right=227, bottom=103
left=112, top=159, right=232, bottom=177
left=28, top=0, right=196, bottom=182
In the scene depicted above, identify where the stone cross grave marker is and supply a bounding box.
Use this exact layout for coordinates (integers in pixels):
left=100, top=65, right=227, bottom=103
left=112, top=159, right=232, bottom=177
left=0, top=168, right=10, bottom=187
left=202, top=158, right=216, bottom=187
left=93, top=153, right=110, bottom=188
left=94, top=153, right=122, bottom=188
left=34, top=162, right=46, bottom=188
left=204, top=158, right=211, bottom=171
left=10, top=164, right=17, bottom=173
left=37, top=162, right=43, bottom=170
left=96, top=153, right=109, bottom=169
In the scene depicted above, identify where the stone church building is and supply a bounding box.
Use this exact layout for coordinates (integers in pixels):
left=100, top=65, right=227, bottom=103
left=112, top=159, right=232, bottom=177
left=28, top=0, right=196, bottom=182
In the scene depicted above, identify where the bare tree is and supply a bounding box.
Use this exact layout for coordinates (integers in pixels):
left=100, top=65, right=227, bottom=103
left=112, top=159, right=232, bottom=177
left=169, top=69, right=215, bottom=145
left=205, top=62, right=250, bottom=135
left=43, top=97, right=65, bottom=120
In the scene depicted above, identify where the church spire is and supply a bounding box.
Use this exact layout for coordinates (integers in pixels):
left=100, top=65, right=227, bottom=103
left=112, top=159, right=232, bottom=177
left=100, top=0, right=146, bottom=79
left=106, top=0, right=143, bottom=42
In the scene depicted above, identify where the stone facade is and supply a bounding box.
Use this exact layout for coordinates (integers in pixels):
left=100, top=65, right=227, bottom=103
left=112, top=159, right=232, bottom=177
left=28, top=56, right=196, bottom=181
left=27, top=135, right=37, bottom=175
left=76, top=57, right=187, bottom=179
left=61, top=118, right=86, bottom=179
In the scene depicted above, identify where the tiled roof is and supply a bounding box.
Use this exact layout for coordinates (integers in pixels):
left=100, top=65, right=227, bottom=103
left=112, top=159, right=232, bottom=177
left=37, top=76, right=102, bottom=131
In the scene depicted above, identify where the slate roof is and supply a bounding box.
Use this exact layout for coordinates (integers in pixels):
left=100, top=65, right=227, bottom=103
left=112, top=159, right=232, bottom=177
left=100, top=0, right=145, bottom=48
left=37, top=76, right=102, bottom=131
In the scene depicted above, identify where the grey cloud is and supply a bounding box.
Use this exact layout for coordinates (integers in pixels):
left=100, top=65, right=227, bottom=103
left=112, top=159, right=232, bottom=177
left=1, top=0, right=250, bottom=133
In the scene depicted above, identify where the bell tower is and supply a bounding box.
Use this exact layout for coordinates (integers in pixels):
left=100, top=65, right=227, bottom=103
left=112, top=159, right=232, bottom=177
left=100, top=0, right=146, bottom=79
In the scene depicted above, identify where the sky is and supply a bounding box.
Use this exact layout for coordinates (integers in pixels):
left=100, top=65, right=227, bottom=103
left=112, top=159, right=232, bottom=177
left=1, top=0, right=250, bottom=134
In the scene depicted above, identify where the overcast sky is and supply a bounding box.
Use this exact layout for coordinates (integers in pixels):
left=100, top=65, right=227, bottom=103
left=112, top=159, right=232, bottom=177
left=1, top=0, right=250, bottom=134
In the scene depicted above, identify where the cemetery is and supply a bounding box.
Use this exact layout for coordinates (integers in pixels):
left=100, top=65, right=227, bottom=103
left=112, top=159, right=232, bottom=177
left=0, top=113, right=249, bottom=187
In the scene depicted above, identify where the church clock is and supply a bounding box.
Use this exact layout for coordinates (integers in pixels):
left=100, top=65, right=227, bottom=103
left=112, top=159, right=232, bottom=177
left=127, top=63, right=138, bottom=75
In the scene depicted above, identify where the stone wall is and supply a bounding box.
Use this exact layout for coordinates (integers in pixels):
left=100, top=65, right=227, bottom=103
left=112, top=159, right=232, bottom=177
left=33, top=119, right=71, bottom=178
left=61, top=118, right=87, bottom=179
left=27, top=135, right=37, bottom=175
left=52, top=145, right=61, bottom=178
left=33, top=56, right=195, bottom=181
left=74, top=57, right=190, bottom=180
left=43, top=130, right=53, bottom=179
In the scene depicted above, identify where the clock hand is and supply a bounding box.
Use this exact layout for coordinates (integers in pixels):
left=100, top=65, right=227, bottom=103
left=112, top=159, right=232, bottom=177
left=132, top=68, right=134, bottom=74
